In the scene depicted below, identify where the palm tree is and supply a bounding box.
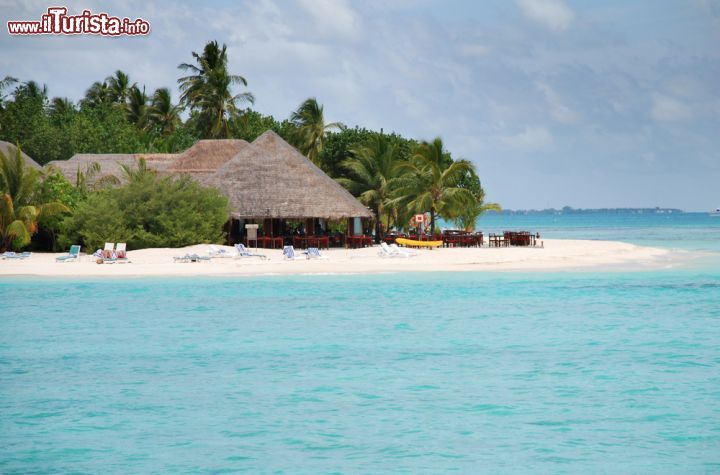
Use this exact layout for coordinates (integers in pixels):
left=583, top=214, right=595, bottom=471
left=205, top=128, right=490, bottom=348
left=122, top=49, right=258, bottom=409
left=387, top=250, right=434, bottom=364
left=49, top=97, right=75, bottom=116
left=337, top=135, right=403, bottom=242
left=15, top=81, right=47, bottom=101
left=83, top=80, right=112, bottom=108
left=120, top=157, right=155, bottom=183
left=148, top=88, right=181, bottom=135
left=394, top=137, right=476, bottom=236
left=0, top=145, right=69, bottom=251
left=106, top=70, right=133, bottom=104
left=126, top=85, right=148, bottom=128
left=289, top=98, right=343, bottom=166
left=178, top=40, right=254, bottom=138
left=69, top=162, right=120, bottom=193
left=0, top=76, right=18, bottom=102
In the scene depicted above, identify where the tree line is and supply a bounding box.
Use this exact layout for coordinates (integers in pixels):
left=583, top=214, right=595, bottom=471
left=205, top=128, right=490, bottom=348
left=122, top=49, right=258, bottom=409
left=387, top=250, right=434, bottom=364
left=0, top=40, right=499, bottom=251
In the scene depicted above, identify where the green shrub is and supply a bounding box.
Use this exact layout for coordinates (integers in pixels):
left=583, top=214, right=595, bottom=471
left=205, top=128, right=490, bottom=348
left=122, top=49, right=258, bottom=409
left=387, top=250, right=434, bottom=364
left=61, top=173, right=229, bottom=251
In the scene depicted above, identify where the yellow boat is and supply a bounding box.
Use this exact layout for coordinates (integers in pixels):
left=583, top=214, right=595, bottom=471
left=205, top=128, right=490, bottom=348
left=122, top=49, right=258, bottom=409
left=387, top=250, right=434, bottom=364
left=395, top=238, right=443, bottom=248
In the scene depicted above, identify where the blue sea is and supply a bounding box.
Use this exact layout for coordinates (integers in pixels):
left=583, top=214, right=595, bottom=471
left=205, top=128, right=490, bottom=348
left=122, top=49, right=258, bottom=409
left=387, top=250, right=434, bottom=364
left=1, top=212, right=719, bottom=473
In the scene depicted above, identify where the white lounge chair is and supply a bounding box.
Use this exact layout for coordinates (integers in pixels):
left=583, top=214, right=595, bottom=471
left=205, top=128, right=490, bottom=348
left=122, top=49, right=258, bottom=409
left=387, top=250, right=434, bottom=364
left=208, top=244, right=232, bottom=258
left=283, top=245, right=306, bottom=260
left=115, top=243, right=130, bottom=263
left=390, top=243, right=418, bottom=257
left=103, top=242, right=114, bottom=259
left=234, top=243, right=267, bottom=259
left=173, top=253, right=211, bottom=263
left=306, top=247, right=328, bottom=259
left=1, top=251, right=31, bottom=260
left=379, top=242, right=415, bottom=258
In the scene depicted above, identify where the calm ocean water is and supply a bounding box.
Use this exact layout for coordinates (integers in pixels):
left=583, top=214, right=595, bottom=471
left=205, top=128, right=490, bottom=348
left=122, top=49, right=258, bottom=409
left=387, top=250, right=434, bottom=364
left=1, top=213, right=719, bottom=473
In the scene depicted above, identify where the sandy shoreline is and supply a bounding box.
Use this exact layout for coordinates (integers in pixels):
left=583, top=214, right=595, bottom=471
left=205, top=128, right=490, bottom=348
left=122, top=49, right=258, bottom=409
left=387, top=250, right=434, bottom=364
left=0, top=239, right=688, bottom=278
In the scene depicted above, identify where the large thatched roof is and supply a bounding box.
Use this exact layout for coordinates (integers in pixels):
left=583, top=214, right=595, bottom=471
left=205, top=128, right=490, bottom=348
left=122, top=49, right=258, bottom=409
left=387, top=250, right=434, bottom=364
left=45, top=153, right=178, bottom=185
left=202, top=131, right=372, bottom=219
left=0, top=141, right=42, bottom=170
left=165, top=139, right=248, bottom=176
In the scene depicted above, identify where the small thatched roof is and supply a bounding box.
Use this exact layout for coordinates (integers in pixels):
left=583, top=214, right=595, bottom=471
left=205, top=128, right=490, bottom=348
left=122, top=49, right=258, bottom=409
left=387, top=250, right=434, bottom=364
left=0, top=141, right=42, bottom=170
left=165, top=139, right=249, bottom=176
left=202, top=131, right=372, bottom=220
left=46, top=153, right=178, bottom=185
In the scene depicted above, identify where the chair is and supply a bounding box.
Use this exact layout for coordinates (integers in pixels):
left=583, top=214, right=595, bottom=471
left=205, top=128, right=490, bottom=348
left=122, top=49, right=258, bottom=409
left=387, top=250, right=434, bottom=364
left=208, top=244, right=232, bottom=258
left=306, top=247, right=328, bottom=259
left=283, top=245, right=306, bottom=260
left=173, top=253, right=210, bottom=263
left=56, top=245, right=81, bottom=262
left=389, top=243, right=418, bottom=257
left=103, top=242, right=114, bottom=259
left=234, top=243, right=267, bottom=259
left=114, top=243, right=130, bottom=263
left=1, top=251, right=31, bottom=260
left=379, top=242, right=414, bottom=258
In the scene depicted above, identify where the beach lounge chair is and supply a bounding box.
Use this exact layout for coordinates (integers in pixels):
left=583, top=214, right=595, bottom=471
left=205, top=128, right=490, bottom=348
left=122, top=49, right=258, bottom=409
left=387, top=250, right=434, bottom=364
left=390, top=243, right=418, bottom=257
left=283, top=245, right=306, bottom=260
left=234, top=243, right=267, bottom=259
left=115, top=243, right=130, bottom=263
left=173, top=253, right=211, bottom=263
left=1, top=251, right=31, bottom=260
left=379, top=242, right=414, bottom=258
left=56, top=245, right=81, bottom=262
left=306, top=247, right=328, bottom=259
left=208, top=244, right=232, bottom=258
left=103, top=242, right=114, bottom=259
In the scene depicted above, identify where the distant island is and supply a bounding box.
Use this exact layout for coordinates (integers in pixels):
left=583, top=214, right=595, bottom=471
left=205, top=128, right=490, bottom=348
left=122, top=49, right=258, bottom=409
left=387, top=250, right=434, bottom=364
left=491, top=207, right=684, bottom=215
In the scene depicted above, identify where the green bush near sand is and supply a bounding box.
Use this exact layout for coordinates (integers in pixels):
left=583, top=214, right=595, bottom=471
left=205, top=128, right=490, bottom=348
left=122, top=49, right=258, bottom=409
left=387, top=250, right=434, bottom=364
left=60, top=172, right=229, bottom=251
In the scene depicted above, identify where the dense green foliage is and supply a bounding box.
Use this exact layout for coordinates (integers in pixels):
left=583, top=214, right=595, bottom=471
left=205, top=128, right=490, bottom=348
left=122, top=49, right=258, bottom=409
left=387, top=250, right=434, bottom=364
left=0, top=145, right=69, bottom=251
left=61, top=169, right=229, bottom=251
left=0, top=40, right=500, bottom=246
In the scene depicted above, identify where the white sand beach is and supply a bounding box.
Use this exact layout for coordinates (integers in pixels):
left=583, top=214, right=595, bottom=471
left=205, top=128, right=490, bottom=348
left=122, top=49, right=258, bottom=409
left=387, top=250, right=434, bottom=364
left=0, top=239, right=683, bottom=277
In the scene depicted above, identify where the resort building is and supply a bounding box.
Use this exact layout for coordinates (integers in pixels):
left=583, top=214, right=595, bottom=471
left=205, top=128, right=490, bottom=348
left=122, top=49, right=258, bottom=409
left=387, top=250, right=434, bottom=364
left=44, top=131, right=373, bottom=247
left=1, top=140, right=43, bottom=170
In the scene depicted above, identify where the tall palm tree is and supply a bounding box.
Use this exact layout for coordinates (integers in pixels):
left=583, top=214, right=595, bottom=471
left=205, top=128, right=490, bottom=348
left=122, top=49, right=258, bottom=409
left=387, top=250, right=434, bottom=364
left=177, top=40, right=254, bottom=138
left=0, top=76, right=18, bottom=103
left=453, top=170, right=501, bottom=231
left=289, top=98, right=343, bottom=166
left=106, top=70, right=133, bottom=104
left=394, top=137, right=476, bottom=236
left=148, top=88, right=181, bottom=135
left=337, top=135, right=403, bottom=242
left=126, top=85, right=148, bottom=128
left=49, top=97, right=75, bottom=116
left=83, top=80, right=112, bottom=108
left=16, top=81, right=47, bottom=101
left=0, top=145, right=68, bottom=251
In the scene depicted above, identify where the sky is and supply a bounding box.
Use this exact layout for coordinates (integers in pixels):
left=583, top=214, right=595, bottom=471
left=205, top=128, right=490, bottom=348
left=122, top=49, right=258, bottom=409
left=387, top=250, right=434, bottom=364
left=1, top=0, right=719, bottom=210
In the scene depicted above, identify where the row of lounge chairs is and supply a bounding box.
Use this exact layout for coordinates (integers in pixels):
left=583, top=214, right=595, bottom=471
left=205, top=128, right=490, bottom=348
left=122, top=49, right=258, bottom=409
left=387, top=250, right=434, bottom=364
left=175, top=244, right=330, bottom=263
left=92, top=243, right=130, bottom=263
left=1, top=251, right=32, bottom=260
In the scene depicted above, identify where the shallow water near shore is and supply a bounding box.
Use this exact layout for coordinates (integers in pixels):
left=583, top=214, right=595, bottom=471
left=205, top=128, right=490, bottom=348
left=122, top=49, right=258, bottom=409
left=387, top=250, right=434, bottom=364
left=2, top=270, right=719, bottom=472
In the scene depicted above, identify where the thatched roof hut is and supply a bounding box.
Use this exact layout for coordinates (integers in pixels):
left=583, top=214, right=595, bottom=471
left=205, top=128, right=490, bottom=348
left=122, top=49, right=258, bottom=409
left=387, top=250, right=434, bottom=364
left=45, top=153, right=178, bottom=185
left=202, top=131, right=372, bottom=220
left=165, top=139, right=249, bottom=176
left=0, top=141, right=42, bottom=170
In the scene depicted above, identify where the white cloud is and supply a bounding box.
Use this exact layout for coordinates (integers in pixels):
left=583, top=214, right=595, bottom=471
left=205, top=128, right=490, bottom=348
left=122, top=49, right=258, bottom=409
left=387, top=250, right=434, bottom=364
left=651, top=94, right=693, bottom=121
left=501, top=126, right=554, bottom=150
left=458, top=43, right=491, bottom=57
left=516, top=0, right=574, bottom=31
left=296, top=0, right=362, bottom=40
left=536, top=82, right=577, bottom=123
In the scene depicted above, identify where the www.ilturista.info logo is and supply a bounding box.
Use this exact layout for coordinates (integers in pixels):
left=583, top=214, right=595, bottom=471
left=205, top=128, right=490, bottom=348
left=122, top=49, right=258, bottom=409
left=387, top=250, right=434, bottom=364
left=7, top=7, right=150, bottom=36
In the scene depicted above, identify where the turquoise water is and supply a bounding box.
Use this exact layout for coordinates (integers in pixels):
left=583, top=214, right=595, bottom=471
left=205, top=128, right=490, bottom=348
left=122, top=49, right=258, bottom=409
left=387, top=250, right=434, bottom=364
left=476, top=211, right=720, bottom=252
left=2, top=212, right=720, bottom=472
